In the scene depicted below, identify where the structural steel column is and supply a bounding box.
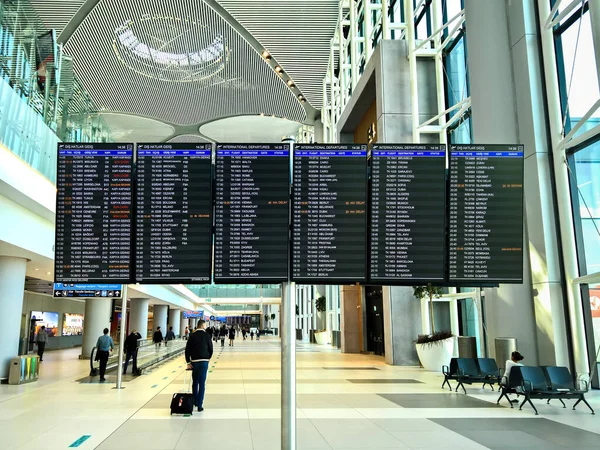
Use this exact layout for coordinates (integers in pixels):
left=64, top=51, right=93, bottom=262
left=537, top=0, right=590, bottom=375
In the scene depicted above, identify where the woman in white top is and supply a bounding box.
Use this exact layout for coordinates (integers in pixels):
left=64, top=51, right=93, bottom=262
left=503, top=351, right=525, bottom=379
left=503, top=351, right=524, bottom=402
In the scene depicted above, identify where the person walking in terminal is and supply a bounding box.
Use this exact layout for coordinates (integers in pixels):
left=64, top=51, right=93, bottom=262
left=96, top=328, right=114, bottom=382
left=242, top=328, right=247, bottom=340
left=185, top=319, right=213, bottom=412
left=228, top=326, right=235, bottom=346
left=123, top=329, right=141, bottom=375
left=184, top=326, right=189, bottom=340
left=250, top=329, right=255, bottom=340
left=165, top=326, right=176, bottom=347
left=36, top=325, right=48, bottom=361
left=153, top=326, right=163, bottom=350
left=220, top=325, right=227, bottom=347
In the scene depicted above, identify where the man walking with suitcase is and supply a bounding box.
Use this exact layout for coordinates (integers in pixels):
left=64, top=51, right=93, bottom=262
left=185, top=319, right=213, bottom=412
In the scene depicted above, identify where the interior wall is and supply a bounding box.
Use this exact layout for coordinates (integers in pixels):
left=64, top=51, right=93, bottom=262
left=353, top=101, right=377, bottom=144
left=21, top=291, right=85, bottom=349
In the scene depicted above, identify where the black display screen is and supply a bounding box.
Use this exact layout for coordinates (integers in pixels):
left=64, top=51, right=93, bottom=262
left=55, top=143, right=133, bottom=283
left=369, top=144, right=446, bottom=283
left=292, top=144, right=367, bottom=283
left=448, top=144, right=524, bottom=283
left=214, top=144, right=290, bottom=283
left=135, top=143, right=213, bottom=283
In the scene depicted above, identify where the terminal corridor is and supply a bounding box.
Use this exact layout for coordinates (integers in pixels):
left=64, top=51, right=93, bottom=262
left=1, top=338, right=600, bottom=450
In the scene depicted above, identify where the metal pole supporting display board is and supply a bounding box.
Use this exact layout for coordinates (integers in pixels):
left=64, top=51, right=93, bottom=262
left=281, top=281, right=296, bottom=450
left=115, top=285, right=128, bottom=389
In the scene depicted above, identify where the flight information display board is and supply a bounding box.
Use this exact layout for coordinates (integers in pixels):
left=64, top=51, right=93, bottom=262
left=292, top=144, right=367, bottom=283
left=448, top=144, right=524, bottom=283
left=55, top=143, right=133, bottom=283
left=369, top=144, right=446, bottom=283
left=135, top=143, right=212, bottom=283
left=214, top=144, right=290, bottom=283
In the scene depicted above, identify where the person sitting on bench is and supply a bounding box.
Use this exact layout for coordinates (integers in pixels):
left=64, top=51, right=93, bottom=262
left=503, top=351, right=524, bottom=403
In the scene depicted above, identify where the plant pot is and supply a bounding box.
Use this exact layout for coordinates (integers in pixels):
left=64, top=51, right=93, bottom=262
left=315, top=331, right=329, bottom=345
left=415, top=337, right=454, bottom=372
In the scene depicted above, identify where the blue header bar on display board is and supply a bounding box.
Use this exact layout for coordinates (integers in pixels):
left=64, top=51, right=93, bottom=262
left=183, top=310, right=204, bottom=319
left=451, top=151, right=523, bottom=157
left=137, top=150, right=211, bottom=156
left=372, top=151, right=445, bottom=157
left=217, top=150, right=289, bottom=156
left=58, top=150, right=133, bottom=156
left=295, top=150, right=367, bottom=156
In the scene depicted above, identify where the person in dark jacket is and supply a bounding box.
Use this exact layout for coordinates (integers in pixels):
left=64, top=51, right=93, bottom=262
left=153, top=327, right=163, bottom=350
left=36, top=326, right=48, bottom=361
left=165, top=326, right=176, bottom=346
left=228, top=326, right=235, bottom=346
left=185, top=320, right=213, bottom=412
left=219, top=326, right=227, bottom=347
left=123, top=329, right=141, bottom=374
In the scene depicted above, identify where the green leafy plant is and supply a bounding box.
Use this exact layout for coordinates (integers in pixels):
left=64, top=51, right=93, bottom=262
left=416, top=330, right=454, bottom=347
left=315, top=296, right=326, bottom=313
left=413, top=284, right=444, bottom=333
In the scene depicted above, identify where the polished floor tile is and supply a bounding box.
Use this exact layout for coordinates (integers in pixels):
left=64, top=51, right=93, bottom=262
left=2, top=337, right=600, bottom=450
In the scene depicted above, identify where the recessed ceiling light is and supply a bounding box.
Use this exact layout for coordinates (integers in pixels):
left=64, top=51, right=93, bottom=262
left=287, top=80, right=295, bottom=88
left=275, top=66, right=283, bottom=73
left=262, top=50, right=271, bottom=59
left=35, top=268, right=39, bottom=271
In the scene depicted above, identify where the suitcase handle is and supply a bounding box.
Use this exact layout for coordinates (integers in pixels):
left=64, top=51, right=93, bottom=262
left=184, top=366, right=193, bottom=393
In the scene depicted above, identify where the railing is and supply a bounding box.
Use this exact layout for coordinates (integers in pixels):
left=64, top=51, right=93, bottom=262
left=89, top=338, right=187, bottom=376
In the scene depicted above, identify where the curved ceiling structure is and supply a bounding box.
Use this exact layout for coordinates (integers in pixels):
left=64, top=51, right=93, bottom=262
left=199, top=115, right=302, bottom=143
left=29, top=0, right=338, bottom=141
left=167, top=134, right=211, bottom=143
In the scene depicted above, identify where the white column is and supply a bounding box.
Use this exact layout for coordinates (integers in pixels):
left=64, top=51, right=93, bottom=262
left=81, top=297, right=112, bottom=358
left=169, top=309, right=181, bottom=337
left=0, top=256, right=27, bottom=379
left=153, top=305, right=168, bottom=336
left=129, top=298, right=149, bottom=339
left=180, top=311, right=189, bottom=336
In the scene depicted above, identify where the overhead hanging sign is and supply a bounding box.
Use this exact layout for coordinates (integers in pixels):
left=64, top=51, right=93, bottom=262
left=53, top=283, right=123, bottom=298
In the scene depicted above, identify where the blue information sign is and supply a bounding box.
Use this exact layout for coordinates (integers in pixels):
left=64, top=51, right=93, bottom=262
left=53, top=283, right=123, bottom=298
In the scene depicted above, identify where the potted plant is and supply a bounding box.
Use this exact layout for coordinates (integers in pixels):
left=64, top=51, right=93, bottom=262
left=314, top=296, right=329, bottom=344
left=413, top=284, right=454, bottom=371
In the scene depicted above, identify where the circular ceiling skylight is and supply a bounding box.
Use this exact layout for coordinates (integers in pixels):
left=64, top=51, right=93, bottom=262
left=113, top=16, right=230, bottom=82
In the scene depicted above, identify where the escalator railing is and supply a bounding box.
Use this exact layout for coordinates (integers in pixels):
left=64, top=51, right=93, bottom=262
left=89, top=338, right=186, bottom=376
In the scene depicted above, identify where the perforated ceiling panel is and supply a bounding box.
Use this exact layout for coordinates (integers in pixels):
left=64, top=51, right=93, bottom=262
left=29, top=0, right=336, bottom=114
left=62, top=0, right=306, bottom=126
left=218, top=0, right=338, bottom=108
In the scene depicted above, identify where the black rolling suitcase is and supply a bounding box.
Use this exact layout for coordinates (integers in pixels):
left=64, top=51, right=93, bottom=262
left=170, top=369, right=194, bottom=415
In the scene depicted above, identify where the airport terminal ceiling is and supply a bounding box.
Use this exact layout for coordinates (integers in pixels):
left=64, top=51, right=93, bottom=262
left=28, top=0, right=339, bottom=141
